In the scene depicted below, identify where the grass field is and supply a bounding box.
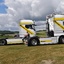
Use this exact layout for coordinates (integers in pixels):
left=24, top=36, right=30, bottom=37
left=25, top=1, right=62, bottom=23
left=36, top=30, right=47, bottom=37
left=0, top=31, right=64, bottom=64
left=0, top=44, right=64, bottom=64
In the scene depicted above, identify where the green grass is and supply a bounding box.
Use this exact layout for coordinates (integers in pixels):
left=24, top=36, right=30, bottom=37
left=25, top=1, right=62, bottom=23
left=36, top=30, right=47, bottom=37
left=0, top=35, right=13, bottom=39
left=0, top=44, right=64, bottom=64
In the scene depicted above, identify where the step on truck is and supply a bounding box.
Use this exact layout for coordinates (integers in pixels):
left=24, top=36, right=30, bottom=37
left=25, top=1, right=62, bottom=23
left=0, top=14, right=64, bottom=46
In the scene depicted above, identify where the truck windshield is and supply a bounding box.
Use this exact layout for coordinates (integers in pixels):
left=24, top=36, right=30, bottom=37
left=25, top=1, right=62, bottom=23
left=25, top=25, right=35, bottom=30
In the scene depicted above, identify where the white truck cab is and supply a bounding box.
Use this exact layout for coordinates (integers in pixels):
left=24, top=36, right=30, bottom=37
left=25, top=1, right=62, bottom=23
left=19, top=20, right=36, bottom=37
left=46, top=14, right=64, bottom=37
left=0, top=20, right=36, bottom=45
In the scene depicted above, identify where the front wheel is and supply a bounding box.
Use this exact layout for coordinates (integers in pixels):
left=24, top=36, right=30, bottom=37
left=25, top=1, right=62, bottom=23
left=31, top=39, right=38, bottom=46
left=27, top=37, right=40, bottom=46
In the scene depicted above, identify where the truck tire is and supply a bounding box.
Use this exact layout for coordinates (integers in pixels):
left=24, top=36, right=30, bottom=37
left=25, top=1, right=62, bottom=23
left=27, top=36, right=40, bottom=46
left=58, top=36, right=64, bottom=44
left=0, top=39, right=7, bottom=45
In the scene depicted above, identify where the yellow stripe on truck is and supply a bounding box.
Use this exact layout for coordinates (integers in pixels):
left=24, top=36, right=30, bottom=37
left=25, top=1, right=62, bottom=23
left=54, top=17, right=64, bottom=21
left=40, top=40, right=52, bottom=42
left=53, top=20, right=64, bottom=30
left=20, top=22, right=34, bottom=25
left=20, top=25, right=34, bottom=35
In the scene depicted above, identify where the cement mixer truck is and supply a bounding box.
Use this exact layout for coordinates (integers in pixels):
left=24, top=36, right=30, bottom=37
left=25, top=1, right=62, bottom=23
left=0, top=14, right=64, bottom=46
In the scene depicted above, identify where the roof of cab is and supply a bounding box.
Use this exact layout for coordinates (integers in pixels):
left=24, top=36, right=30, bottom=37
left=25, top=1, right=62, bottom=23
left=20, top=20, right=34, bottom=25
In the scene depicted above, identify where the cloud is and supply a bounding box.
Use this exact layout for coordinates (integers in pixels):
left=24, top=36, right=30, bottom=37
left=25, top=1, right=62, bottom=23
left=0, top=0, right=64, bottom=31
left=55, top=0, right=64, bottom=14
left=35, top=21, right=46, bottom=31
left=5, top=0, right=54, bottom=20
left=0, top=14, right=19, bottom=31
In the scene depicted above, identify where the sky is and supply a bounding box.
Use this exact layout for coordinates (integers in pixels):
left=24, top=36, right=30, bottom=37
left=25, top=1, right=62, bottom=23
left=0, top=0, right=64, bottom=31
left=0, top=0, right=7, bottom=13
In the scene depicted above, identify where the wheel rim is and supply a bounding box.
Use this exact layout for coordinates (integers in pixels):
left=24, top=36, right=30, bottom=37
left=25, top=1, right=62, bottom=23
left=31, top=39, right=37, bottom=46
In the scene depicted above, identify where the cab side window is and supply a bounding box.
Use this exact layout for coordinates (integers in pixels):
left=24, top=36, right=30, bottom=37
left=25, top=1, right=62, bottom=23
left=25, top=25, right=35, bottom=30
left=25, top=25, right=32, bottom=29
